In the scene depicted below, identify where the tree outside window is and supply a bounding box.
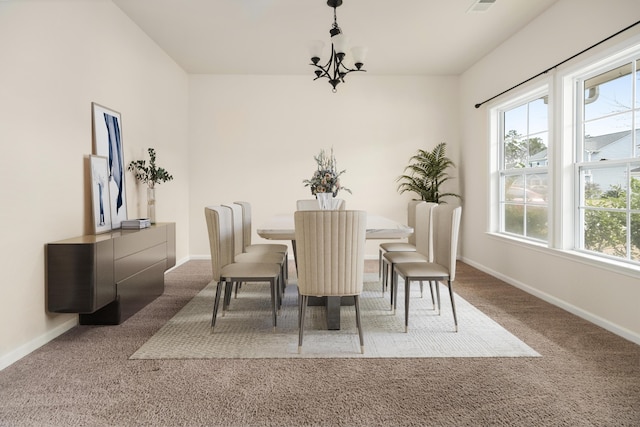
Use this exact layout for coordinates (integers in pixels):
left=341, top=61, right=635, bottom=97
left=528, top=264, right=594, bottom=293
left=499, top=95, right=549, bottom=242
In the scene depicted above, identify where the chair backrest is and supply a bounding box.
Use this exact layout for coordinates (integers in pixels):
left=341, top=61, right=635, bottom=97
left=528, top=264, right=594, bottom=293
left=406, top=200, right=425, bottom=246
left=222, top=202, right=245, bottom=256
left=204, top=205, right=235, bottom=281
left=297, top=199, right=319, bottom=210
left=234, top=201, right=252, bottom=249
left=432, top=205, right=462, bottom=281
left=294, top=210, right=367, bottom=297
left=296, top=198, right=346, bottom=210
left=414, top=202, right=438, bottom=261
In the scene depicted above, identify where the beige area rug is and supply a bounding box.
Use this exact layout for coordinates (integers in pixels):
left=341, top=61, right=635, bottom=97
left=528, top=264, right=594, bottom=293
left=130, top=274, right=540, bottom=359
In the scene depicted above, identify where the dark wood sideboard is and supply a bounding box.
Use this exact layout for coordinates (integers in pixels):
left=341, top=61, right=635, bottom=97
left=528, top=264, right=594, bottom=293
left=46, top=223, right=176, bottom=325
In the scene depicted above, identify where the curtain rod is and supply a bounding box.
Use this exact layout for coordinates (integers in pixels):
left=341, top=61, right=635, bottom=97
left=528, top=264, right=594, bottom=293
left=474, top=19, right=640, bottom=109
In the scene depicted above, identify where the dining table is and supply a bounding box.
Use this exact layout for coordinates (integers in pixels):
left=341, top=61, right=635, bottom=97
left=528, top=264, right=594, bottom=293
left=257, top=213, right=413, bottom=330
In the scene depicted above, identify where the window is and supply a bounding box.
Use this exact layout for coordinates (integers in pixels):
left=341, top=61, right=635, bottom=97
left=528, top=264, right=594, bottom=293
left=576, top=58, right=640, bottom=263
left=490, top=39, right=640, bottom=269
left=496, top=92, right=549, bottom=242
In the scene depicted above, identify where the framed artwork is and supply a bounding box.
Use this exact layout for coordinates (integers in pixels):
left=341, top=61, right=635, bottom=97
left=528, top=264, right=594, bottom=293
left=90, top=155, right=112, bottom=234
left=92, top=102, right=127, bottom=229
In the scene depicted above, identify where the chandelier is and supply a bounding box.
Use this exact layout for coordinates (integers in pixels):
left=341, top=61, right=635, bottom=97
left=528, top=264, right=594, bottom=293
left=308, top=0, right=367, bottom=92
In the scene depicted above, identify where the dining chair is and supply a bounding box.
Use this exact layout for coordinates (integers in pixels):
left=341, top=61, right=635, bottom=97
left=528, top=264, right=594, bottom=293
left=233, top=201, right=289, bottom=256
left=222, top=203, right=287, bottom=300
left=294, top=210, right=367, bottom=354
left=234, top=200, right=289, bottom=292
left=204, top=205, right=282, bottom=331
left=382, top=202, right=438, bottom=309
left=392, top=205, right=462, bottom=333
left=296, top=198, right=345, bottom=210
left=378, top=200, right=425, bottom=282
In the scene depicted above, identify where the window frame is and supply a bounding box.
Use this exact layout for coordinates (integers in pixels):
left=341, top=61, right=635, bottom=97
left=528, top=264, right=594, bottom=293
left=491, top=85, right=551, bottom=243
left=571, top=47, right=640, bottom=265
left=488, top=34, right=640, bottom=272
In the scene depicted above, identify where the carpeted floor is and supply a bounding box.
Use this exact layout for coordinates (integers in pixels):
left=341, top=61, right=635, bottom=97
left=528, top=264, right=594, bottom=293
left=131, top=274, right=539, bottom=359
left=0, top=260, right=639, bottom=426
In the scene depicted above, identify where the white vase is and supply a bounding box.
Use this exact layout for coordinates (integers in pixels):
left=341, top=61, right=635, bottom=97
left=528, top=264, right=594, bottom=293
left=316, top=192, right=334, bottom=210
left=147, top=187, right=156, bottom=224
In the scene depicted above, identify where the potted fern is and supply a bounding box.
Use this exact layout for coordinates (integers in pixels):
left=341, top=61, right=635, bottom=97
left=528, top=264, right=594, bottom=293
left=396, top=142, right=461, bottom=203
left=127, top=148, right=173, bottom=223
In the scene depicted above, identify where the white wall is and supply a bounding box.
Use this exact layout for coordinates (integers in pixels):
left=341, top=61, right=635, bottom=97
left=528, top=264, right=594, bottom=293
left=0, top=0, right=190, bottom=369
left=459, top=0, right=640, bottom=343
left=188, top=74, right=460, bottom=258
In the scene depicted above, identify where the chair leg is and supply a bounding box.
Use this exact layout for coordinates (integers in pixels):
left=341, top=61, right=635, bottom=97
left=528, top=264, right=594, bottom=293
left=284, top=251, right=289, bottom=287
left=429, top=281, right=436, bottom=309
left=436, top=280, right=441, bottom=315
left=297, top=294, right=302, bottom=330
left=298, top=295, right=308, bottom=353
left=392, top=268, right=399, bottom=314
left=280, top=262, right=287, bottom=291
left=378, top=249, right=383, bottom=281
left=448, top=280, right=458, bottom=332
left=354, top=295, right=364, bottom=354
left=223, top=281, right=234, bottom=314
left=405, top=277, right=411, bottom=333
left=276, top=274, right=283, bottom=313
left=291, top=240, right=299, bottom=276
left=381, top=258, right=387, bottom=296
left=269, top=278, right=277, bottom=331
left=211, top=281, right=223, bottom=331
left=420, top=280, right=423, bottom=298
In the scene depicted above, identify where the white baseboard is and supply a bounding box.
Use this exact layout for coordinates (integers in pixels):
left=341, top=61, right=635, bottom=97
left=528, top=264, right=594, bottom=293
left=166, top=255, right=191, bottom=272
left=0, top=317, right=77, bottom=371
left=460, top=256, right=640, bottom=346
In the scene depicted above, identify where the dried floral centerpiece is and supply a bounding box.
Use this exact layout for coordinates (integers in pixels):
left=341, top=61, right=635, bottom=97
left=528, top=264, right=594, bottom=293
left=303, top=148, right=351, bottom=197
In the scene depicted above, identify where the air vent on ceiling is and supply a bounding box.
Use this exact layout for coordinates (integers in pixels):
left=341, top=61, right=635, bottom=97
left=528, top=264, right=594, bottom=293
left=467, top=0, right=496, bottom=13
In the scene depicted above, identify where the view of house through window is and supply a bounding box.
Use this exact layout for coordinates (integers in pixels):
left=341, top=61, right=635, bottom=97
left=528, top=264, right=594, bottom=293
left=578, top=58, right=640, bottom=263
left=492, top=42, right=640, bottom=268
left=499, top=95, right=549, bottom=242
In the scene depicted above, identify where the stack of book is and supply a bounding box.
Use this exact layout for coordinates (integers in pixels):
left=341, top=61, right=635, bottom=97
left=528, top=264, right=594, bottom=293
left=121, top=218, right=151, bottom=229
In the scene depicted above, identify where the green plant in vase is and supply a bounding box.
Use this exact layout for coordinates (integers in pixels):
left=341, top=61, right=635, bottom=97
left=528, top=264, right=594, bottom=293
left=396, top=142, right=461, bottom=203
left=127, top=148, right=173, bottom=223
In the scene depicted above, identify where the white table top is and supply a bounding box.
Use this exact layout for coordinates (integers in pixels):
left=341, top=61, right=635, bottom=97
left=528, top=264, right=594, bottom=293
left=257, top=213, right=413, bottom=240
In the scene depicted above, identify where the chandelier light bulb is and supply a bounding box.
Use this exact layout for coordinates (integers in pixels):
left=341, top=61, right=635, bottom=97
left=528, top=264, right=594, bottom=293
left=308, top=40, right=325, bottom=64
left=351, top=46, right=368, bottom=69
left=332, top=33, right=348, bottom=56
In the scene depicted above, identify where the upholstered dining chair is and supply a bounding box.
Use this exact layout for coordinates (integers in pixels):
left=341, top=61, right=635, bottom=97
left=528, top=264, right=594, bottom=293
left=382, top=202, right=438, bottom=309
left=233, top=201, right=289, bottom=256
left=296, top=198, right=345, bottom=210
left=392, top=205, right=462, bottom=333
left=378, top=200, right=425, bottom=283
left=222, top=203, right=287, bottom=300
left=234, top=201, right=289, bottom=291
left=294, top=210, right=367, bottom=354
left=204, top=205, right=282, bottom=331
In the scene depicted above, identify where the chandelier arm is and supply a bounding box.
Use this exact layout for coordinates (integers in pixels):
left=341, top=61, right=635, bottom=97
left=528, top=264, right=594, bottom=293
left=338, top=65, right=367, bottom=74
left=310, top=48, right=338, bottom=81
left=310, top=64, right=331, bottom=80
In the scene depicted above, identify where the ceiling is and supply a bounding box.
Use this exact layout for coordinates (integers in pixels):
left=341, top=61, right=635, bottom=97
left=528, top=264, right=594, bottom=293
left=112, top=0, right=560, bottom=76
